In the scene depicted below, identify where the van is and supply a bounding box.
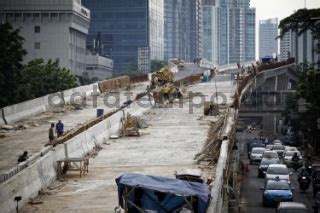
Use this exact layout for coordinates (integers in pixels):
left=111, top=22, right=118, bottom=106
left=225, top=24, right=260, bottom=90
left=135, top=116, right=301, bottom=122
left=277, top=202, right=307, bottom=213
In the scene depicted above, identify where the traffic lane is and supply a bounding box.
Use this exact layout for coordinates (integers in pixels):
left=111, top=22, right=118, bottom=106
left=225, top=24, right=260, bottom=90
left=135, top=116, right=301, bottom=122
left=238, top=132, right=314, bottom=212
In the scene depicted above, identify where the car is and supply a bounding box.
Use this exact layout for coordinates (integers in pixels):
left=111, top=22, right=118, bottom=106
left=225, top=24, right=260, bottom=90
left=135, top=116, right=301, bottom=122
left=277, top=202, right=307, bottom=213
left=261, top=178, right=294, bottom=206
left=250, top=147, right=266, bottom=165
left=272, top=144, right=285, bottom=157
left=273, top=139, right=282, bottom=144
left=247, top=142, right=265, bottom=158
left=258, top=158, right=279, bottom=178
left=283, top=151, right=303, bottom=167
left=284, top=146, right=298, bottom=153
left=266, top=144, right=274, bottom=150
left=262, top=150, right=279, bottom=161
left=265, top=164, right=291, bottom=182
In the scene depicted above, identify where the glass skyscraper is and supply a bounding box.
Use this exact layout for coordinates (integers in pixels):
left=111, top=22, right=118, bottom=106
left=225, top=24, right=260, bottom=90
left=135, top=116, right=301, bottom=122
left=259, top=18, right=278, bottom=58
left=164, top=0, right=202, bottom=62
left=204, top=0, right=255, bottom=65
left=82, top=0, right=164, bottom=73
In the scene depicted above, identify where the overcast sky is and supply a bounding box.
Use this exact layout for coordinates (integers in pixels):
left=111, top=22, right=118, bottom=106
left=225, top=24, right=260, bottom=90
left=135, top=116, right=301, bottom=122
left=251, top=0, right=320, bottom=21
left=250, top=0, right=320, bottom=58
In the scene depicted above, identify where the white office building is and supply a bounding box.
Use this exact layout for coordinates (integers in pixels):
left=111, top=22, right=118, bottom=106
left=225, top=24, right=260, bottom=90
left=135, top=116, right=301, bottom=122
left=86, top=52, right=113, bottom=79
left=280, top=29, right=319, bottom=67
left=259, top=18, right=278, bottom=58
left=0, top=0, right=90, bottom=76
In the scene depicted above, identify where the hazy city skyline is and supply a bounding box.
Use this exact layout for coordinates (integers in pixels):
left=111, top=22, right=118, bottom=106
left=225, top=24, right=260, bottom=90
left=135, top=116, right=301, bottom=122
left=251, top=0, right=320, bottom=59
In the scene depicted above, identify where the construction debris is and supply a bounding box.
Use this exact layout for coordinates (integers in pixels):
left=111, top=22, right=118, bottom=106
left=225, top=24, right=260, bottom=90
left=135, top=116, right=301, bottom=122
left=0, top=125, right=14, bottom=130
left=28, top=198, right=43, bottom=205
left=118, top=112, right=141, bottom=137
left=194, top=113, right=227, bottom=165
left=204, top=101, right=219, bottom=116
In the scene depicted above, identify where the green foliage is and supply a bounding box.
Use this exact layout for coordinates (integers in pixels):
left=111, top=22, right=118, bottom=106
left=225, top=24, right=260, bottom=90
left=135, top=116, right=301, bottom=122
left=151, top=59, right=167, bottom=72
left=78, top=72, right=99, bottom=85
left=21, top=59, right=77, bottom=99
left=285, top=66, right=320, bottom=135
left=0, top=23, right=27, bottom=108
left=297, top=67, right=320, bottom=108
left=278, top=8, right=320, bottom=38
left=278, top=8, right=320, bottom=62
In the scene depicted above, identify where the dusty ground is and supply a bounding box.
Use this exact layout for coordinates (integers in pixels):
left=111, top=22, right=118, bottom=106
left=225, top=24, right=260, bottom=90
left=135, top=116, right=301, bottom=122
left=0, top=83, right=148, bottom=175
left=20, top=81, right=234, bottom=213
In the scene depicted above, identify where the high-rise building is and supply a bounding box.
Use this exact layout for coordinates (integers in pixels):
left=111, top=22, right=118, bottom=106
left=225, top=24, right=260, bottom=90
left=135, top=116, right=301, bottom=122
left=82, top=0, right=164, bottom=73
left=280, top=29, right=319, bottom=66
left=0, top=0, right=90, bottom=76
left=259, top=18, right=278, bottom=58
left=279, top=30, right=292, bottom=61
left=202, top=0, right=218, bottom=64
left=207, top=0, right=255, bottom=65
left=164, top=0, right=202, bottom=62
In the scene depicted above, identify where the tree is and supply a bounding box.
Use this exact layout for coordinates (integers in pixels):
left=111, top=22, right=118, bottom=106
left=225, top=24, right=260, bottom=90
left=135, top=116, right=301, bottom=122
left=0, top=23, right=27, bottom=108
left=284, top=65, right=320, bottom=151
left=151, top=59, right=167, bottom=72
left=21, top=59, right=77, bottom=99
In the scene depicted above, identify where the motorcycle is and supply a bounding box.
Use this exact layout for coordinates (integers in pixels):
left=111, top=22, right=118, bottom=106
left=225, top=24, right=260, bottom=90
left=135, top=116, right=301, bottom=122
left=305, top=161, right=313, bottom=175
left=293, top=161, right=300, bottom=172
left=299, top=175, right=311, bottom=192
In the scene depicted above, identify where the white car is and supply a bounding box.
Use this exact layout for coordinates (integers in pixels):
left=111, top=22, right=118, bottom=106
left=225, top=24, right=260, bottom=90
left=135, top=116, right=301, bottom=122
left=284, top=146, right=298, bottom=154
left=272, top=144, right=285, bottom=157
left=266, top=144, right=274, bottom=150
left=265, top=164, right=291, bottom=182
left=250, top=147, right=266, bottom=165
left=262, top=150, right=280, bottom=162
left=284, top=151, right=303, bottom=167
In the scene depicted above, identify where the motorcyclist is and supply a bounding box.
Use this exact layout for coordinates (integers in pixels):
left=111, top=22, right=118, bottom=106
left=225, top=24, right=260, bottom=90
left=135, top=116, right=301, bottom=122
left=298, top=167, right=310, bottom=183
left=292, top=152, right=299, bottom=163
left=292, top=152, right=300, bottom=171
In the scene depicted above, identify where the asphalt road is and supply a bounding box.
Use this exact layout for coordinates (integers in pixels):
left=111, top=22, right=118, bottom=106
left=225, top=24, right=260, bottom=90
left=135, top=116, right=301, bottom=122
left=237, top=131, right=314, bottom=213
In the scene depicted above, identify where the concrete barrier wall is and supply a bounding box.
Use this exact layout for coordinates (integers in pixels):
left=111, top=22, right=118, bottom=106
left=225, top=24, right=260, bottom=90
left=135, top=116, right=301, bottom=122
left=2, top=96, right=48, bottom=124
left=0, top=83, right=100, bottom=125
left=0, top=97, right=152, bottom=213
left=0, top=108, right=5, bottom=125
left=63, top=82, right=99, bottom=105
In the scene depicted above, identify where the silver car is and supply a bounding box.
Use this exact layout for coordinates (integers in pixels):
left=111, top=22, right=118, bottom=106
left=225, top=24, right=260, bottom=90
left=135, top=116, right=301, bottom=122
left=265, top=164, right=291, bottom=182
left=277, top=202, right=307, bottom=213
left=250, top=147, right=266, bottom=165
left=262, top=150, right=280, bottom=162
left=272, top=144, right=285, bottom=157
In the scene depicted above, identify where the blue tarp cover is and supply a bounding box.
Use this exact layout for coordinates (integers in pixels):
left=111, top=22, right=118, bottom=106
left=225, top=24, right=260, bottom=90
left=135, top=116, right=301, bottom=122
left=116, top=173, right=211, bottom=213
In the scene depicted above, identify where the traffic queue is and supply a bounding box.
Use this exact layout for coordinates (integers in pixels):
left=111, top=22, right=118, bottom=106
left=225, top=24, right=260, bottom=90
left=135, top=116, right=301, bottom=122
left=246, top=130, right=320, bottom=212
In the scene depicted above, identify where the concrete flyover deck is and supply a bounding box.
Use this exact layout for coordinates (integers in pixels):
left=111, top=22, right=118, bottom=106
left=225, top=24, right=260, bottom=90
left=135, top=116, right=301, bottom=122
left=20, top=81, right=227, bottom=212
left=0, top=83, right=148, bottom=175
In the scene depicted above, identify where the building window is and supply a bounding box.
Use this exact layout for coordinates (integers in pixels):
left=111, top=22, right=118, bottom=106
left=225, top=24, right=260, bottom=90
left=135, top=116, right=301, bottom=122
left=34, top=26, right=40, bottom=33
left=35, top=42, right=40, bottom=49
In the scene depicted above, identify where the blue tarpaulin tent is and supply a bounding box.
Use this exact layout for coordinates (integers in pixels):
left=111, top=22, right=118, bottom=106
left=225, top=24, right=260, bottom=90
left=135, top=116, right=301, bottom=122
left=116, top=173, right=211, bottom=213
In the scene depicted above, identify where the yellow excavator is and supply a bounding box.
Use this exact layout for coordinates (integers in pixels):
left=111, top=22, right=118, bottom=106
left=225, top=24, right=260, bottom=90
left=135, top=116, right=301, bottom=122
left=150, top=66, right=175, bottom=89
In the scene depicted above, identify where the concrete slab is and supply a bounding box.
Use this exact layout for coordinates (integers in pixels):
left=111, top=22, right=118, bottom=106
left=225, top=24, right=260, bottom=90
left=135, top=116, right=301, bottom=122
left=0, top=83, right=148, bottom=175
left=20, top=82, right=222, bottom=212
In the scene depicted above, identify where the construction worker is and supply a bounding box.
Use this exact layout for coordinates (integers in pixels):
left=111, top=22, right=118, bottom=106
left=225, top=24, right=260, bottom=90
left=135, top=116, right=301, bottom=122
left=162, top=85, right=170, bottom=100
left=17, top=151, right=28, bottom=163
left=56, top=120, right=64, bottom=137
left=49, top=123, right=56, bottom=147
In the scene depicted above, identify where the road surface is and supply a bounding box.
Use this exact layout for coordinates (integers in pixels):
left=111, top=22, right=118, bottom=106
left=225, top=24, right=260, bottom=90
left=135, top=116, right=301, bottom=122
left=238, top=131, right=314, bottom=213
